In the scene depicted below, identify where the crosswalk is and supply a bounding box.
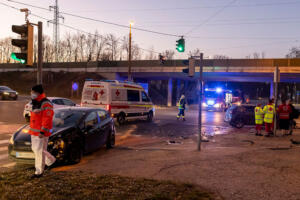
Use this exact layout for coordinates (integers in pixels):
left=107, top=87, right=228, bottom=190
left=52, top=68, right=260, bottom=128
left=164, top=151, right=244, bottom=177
left=0, top=132, right=16, bottom=169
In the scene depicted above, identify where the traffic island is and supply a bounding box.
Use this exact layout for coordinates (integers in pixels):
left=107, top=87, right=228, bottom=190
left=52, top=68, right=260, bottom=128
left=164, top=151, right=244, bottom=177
left=0, top=169, right=219, bottom=200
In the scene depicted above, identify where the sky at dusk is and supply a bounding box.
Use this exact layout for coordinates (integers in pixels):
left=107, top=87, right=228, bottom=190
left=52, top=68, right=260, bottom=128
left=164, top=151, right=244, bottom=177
left=1, top=0, right=300, bottom=59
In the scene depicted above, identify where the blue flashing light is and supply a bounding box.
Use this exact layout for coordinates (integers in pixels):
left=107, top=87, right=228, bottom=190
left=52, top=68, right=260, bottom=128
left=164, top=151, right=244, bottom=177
left=205, top=88, right=209, bottom=91
left=216, top=88, right=223, bottom=93
left=72, top=82, right=79, bottom=91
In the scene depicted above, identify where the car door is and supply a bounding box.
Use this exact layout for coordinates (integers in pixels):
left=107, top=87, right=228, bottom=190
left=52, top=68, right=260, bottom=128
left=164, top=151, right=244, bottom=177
left=83, top=111, right=101, bottom=153
left=97, top=110, right=110, bottom=146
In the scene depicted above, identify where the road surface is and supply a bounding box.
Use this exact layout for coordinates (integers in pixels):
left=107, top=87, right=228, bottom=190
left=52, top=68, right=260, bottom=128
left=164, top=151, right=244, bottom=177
left=0, top=99, right=229, bottom=170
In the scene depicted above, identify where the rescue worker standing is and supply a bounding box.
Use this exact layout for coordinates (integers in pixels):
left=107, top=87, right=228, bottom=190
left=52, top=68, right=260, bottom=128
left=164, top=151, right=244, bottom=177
left=277, top=99, right=292, bottom=136
left=263, top=99, right=275, bottom=136
left=254, top=103, right=264, bottom=136
left=28, top=85, right=56, bottom=178
left=177, top=95, right=186, bottom=121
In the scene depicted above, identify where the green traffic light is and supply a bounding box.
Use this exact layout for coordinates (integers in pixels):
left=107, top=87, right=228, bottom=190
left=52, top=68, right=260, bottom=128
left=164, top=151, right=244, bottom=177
left=11, top=53, right=26, bottom=64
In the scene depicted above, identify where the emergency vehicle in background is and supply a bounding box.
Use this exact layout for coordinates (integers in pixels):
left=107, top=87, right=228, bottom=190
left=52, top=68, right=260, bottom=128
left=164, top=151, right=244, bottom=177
left=202, top=87, right=232, bottom=111
left=81, top=80, right=154, bottom=124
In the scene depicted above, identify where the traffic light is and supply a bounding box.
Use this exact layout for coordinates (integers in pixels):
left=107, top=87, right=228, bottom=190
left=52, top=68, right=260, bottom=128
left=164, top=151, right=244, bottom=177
left=176, top=37, right=185, bottom=53
left=182, top=57, right=195, bottom=77
left=11, top=23, right=33, bottom=66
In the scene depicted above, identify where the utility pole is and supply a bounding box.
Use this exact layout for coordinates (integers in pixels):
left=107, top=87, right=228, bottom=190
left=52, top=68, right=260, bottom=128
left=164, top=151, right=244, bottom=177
left=37, top=21, right=43, bottom=84
left=128, top=22, right=133, bottom=81
left=49, top=0, right=64, bottom=62
left=197, top=53, right=204, bottom=151
left=273, top=65, right=280, bottom=136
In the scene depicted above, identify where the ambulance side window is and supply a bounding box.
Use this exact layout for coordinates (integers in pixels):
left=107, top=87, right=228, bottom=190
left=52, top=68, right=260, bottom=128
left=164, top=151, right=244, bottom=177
left=142, top=92, right=150, bottom=102
left=127, top=90, right=140, bottom=102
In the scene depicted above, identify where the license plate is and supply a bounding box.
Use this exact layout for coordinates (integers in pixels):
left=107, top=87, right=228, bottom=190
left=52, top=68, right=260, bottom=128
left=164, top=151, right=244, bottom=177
left=15, top=152, right=35, bottom=159
left=10, top=93, right=16, bottom=97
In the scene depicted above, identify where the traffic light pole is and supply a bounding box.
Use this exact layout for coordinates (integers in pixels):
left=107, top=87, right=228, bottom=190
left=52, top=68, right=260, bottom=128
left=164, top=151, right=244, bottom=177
left=197, top=53, right=204, bottom=151
left=37, top=21, right=43, bottom=84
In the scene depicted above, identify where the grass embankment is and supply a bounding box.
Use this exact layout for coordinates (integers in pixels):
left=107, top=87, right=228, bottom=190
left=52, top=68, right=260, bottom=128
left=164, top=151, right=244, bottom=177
left=0, top=170, right=217, bottom=200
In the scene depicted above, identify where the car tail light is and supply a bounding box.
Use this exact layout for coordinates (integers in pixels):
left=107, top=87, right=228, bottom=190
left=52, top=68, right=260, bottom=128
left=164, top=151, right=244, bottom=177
left=106, top=104, right=111, bottom=112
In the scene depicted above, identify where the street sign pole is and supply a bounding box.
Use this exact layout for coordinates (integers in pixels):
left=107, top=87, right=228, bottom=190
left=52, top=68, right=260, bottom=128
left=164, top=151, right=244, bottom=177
left=37, top=21, right=43, bottom=84
left=197, top=53, right=204, bottom=151
left=273, top=65, right=280, bottom=136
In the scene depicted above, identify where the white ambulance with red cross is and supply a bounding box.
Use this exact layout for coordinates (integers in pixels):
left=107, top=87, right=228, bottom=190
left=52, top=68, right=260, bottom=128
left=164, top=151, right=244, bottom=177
left=81, top=80, right=154, bottom=124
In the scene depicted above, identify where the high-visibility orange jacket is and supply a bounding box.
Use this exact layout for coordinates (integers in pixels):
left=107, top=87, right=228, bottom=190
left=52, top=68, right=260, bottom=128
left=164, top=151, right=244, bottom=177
left=29, top=93, right=54, bottom=137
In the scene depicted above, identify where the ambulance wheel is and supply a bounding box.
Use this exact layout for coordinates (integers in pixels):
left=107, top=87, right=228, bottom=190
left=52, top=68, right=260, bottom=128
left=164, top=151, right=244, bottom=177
left=147, top=111, right=153, bottom=122
left=117, top=113, right=126, bottom=125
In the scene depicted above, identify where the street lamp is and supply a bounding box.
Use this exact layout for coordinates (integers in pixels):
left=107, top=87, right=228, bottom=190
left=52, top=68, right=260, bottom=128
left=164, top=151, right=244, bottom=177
left=128, top=21, right=134, bottom=81
left=128, top=22, right=134, bottom=81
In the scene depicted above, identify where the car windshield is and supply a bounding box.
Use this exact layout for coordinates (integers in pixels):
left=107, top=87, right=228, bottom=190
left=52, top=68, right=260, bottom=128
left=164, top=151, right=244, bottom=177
left=0, top=86, right=10, bottom=90
left=205, top=91, right=221, bottom=98
left=53, top=110, right=85, bottom=128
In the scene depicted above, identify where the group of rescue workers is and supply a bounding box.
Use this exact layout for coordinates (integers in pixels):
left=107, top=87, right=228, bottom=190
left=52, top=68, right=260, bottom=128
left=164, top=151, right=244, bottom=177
left=254, top=98, right=299, bottom=136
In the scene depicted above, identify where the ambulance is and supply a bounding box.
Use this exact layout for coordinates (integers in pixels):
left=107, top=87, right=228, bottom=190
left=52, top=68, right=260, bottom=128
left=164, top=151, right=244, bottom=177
left=81, top=80, right=154, bottom=124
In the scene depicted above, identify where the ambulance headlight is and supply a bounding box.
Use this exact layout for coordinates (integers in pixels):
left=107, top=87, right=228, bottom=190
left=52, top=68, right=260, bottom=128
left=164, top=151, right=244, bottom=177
left=214, top=103, right=221, bottom=108
left=202, top=102, right=207, bottom=107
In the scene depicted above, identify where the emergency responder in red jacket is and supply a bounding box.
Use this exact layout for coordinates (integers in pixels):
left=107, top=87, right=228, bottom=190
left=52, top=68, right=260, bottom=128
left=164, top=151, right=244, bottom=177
left=28, top=85, right=56, bottom=178
left=277, top=99, right=292, bottom=136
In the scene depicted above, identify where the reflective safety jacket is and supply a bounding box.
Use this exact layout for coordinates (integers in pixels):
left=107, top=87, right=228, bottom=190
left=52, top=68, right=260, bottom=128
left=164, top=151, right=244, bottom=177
left=178, top=98, right=186, bottom=110
left=263, top=104, right=275, bottom=123
left=254, top=106, right=264, bottom=125
left=29, top=93, right=54, bottom=137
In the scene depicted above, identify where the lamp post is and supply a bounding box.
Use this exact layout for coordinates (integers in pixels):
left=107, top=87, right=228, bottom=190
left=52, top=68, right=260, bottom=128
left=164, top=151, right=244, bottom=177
left=128, top=22, right=134, bottom=81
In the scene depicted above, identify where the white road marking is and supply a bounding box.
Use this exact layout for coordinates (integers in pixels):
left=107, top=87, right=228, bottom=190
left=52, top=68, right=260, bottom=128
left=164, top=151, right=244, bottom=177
left=0, top=140, right=9, bottom=145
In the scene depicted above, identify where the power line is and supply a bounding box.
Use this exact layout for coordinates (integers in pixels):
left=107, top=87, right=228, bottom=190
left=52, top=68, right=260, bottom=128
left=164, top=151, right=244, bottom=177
left=185, top=0, right=238, bottom=36
left=0, top=1, right=162, bottom=55
left=43, top=1, right=300, bottom=12
left=6, top=0, right=181, bottom=38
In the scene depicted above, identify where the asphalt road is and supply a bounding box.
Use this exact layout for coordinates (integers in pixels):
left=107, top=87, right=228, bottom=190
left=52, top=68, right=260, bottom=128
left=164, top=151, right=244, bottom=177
left=0, top=100, right=229, bottom=170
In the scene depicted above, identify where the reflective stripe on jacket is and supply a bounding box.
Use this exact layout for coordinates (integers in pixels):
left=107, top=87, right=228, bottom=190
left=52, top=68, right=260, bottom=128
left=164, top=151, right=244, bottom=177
left=263, top=104, right=275, bottom=123
left=29, top=93, right=54, bottom=137
left=254, top=107, right=264, bottom=125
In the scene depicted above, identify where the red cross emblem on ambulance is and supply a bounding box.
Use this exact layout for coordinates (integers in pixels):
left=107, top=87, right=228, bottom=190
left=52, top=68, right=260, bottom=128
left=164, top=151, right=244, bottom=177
left=116, top=90, right=120, bottom=96
left=99, top=90, right=105, bottom=96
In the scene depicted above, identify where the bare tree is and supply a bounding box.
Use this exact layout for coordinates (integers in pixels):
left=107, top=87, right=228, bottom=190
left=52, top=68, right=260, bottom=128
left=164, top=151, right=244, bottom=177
left=162, top=50, right=175, bottom=60
left=145, top=46, right=156, bottom=60
left=105, top=34, right=119, bottom=61
left=188, top=48, right=201, bottom=57
left=94, top=31, right=106, bottom=61
left=213, top=54, right=229, bottom=59
left=286, top=47, right=300, bottom=58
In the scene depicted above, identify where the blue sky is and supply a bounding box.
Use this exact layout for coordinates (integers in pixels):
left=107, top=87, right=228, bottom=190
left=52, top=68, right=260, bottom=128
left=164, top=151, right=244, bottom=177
left=1, top=0, right=300, bottom=59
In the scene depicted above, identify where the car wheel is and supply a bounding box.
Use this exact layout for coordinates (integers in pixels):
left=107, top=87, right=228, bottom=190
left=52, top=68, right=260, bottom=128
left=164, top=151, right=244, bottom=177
left=25, top=115, right=30, bottom=123
left=117, top=113, right=126, bottom=125
left=106, top=131, right=115, bottom=149
left=235, top=120, right=244, bottom=129
left=147, top=111, right=153, bottom=122
left=68, top=143, right=83, bottom=164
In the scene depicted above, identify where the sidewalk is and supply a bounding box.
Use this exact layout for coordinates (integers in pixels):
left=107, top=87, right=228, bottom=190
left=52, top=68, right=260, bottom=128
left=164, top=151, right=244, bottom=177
left=54, top=127, right=300, bottom=200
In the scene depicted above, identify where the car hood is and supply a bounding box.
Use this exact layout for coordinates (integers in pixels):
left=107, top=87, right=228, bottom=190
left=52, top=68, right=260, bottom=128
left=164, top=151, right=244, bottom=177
left=14, top=125, right=75, bottom=142
left=2, top=89, right=16, bottom=93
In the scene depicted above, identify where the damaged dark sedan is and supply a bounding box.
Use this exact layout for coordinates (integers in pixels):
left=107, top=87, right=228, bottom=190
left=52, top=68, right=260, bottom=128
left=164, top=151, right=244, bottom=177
left=8, top=107, right=116, bottom=164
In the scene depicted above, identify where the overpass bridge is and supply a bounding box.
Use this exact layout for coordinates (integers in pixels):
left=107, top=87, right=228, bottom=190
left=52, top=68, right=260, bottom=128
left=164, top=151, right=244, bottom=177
left=1, top=59, right=300, bottom=106
left=1, top=58, right=300, bottom=82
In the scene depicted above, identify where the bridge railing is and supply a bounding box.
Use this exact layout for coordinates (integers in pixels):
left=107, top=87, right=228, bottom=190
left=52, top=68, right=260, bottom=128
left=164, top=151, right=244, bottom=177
left=1, top=58, right=300, bottom=69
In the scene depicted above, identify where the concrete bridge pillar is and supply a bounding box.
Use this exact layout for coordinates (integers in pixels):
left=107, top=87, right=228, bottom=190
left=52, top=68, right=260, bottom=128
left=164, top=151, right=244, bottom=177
left=168, top=78, right=173, bottom=107
left=270, top=81, right=274, bottom=98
